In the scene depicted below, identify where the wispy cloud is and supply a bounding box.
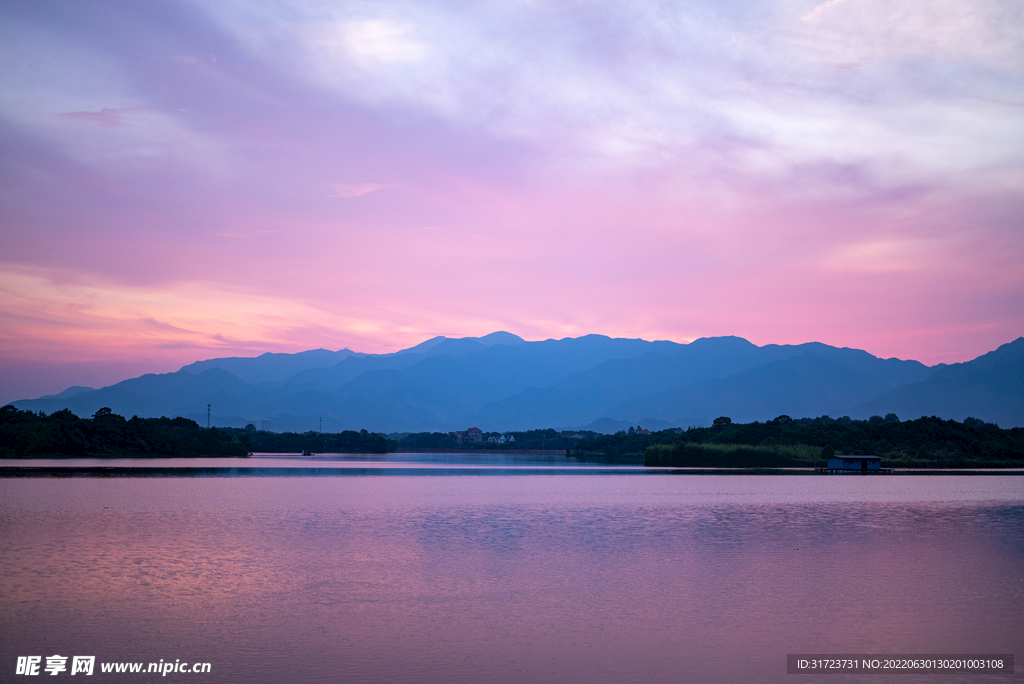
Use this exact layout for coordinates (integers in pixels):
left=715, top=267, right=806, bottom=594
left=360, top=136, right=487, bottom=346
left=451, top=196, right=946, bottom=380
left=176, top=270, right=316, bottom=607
left=171, top=54, right=217, bottom=64
left=56, top=107, right=149, bottom=128
left=330, top=183, right=389, bottom=198
left=823, top=239, right=938, bottom=273
left=0, top=0, right=1021, bottom=394
left=800, top=0, right=1023, bottom=63
left=0, top=265, right=404, bottom=361
left=24, top=2, right=1024, bottom=186
left=336, top=19, right=431, bottom=65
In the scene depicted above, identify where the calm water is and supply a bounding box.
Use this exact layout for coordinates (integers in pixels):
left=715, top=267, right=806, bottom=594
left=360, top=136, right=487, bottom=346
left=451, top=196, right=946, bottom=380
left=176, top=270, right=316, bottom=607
left=1, top=462, right=1022, bottom=683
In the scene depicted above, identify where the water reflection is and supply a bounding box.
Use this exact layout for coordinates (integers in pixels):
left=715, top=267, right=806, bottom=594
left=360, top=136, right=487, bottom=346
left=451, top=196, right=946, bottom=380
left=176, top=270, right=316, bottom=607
left=1, top=476, right=1021, bottom=683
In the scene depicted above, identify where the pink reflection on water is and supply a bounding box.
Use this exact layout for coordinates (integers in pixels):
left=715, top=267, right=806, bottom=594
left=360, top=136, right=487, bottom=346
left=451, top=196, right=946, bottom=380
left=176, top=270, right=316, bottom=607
left=1, top=475, right=1021, bottom=683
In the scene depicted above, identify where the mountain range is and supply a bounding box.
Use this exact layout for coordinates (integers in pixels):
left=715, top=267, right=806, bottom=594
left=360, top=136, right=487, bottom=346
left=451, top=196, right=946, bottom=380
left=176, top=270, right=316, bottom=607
left=12, top=333, right=1024, bottom=431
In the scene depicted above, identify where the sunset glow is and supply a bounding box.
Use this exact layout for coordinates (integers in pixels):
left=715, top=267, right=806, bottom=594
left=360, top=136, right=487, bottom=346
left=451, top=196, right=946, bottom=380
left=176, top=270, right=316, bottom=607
left=1, top=0, right=1022, bottom=401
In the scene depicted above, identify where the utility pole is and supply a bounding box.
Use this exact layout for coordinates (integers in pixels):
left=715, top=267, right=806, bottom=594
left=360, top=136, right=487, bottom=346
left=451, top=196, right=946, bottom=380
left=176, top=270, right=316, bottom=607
left=207, top=404, right=211, bottom=429
left=319, top=417, right=322, bottom=433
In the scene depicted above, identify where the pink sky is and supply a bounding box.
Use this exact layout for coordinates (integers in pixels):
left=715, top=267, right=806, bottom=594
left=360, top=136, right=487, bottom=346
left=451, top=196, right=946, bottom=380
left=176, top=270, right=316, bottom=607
left=1, top=0, right=1022, bottom=402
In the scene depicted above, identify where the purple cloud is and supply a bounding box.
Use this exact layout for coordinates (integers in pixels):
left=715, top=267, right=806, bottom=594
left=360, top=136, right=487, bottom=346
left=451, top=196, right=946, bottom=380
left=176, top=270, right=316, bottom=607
left=56, top=107, right=148, bottom=127
left=0, top=0, right=1022, bottom=400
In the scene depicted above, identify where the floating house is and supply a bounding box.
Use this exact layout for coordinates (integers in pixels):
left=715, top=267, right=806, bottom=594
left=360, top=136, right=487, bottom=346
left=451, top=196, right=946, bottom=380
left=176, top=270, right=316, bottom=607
left=817, top=455, right=892, bottom=474
left=829, top=455, right=881, bottom=471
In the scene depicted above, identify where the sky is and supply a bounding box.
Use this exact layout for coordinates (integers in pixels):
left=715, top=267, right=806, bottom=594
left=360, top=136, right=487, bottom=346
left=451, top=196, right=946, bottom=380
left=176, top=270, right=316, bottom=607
left=1, top=0, right=1022, bottom=403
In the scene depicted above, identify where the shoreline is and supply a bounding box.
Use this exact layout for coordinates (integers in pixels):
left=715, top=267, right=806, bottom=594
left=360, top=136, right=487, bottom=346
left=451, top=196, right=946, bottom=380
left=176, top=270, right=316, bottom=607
left=391, top=448, right=569, bottom=455
left=3, top=465, right=1024, bottom=478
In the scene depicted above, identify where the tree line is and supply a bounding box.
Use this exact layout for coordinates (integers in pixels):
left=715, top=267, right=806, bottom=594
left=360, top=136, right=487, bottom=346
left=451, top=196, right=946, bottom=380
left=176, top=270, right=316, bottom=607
left=573, top=414, right=1024, bottom=468
left=0, top=406, right=395, bottom=458
left=1, top=406, right=249, bottom=458
left=5, top=405, right=1020, bottom=466
left=231, top=424, right=388, bottom=454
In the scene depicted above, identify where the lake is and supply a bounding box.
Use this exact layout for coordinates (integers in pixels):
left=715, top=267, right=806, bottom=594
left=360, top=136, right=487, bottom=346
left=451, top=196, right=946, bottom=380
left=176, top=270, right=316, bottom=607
left=1, top=456, right=1022, bottom=682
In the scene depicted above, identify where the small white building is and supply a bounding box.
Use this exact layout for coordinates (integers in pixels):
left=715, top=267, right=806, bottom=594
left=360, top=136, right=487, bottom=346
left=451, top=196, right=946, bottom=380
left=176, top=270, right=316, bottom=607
left=827, top=455, right=882, bottom=471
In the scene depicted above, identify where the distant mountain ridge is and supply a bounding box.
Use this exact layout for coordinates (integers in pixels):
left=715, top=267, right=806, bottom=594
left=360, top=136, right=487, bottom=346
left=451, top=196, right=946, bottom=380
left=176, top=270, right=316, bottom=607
left=180, top=348, right=362, bottom=384
left=848, top=337, right=1024, bottom=428
left=11, top=334, right=1024, bottom=431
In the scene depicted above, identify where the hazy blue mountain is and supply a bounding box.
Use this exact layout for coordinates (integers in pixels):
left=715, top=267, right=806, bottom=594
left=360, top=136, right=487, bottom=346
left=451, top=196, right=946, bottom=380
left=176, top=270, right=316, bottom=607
left=13, top=333, right=670, bottom=429
left=394, top=331, right=525, bottom=356
left=31, top=386, right=95, bottom=401
left=15, top=368, right=259, bottom=422
left=180, top=348, right=360, bottom=384
left=757, top=342, right=935, bottom=388
left=394, top=335, right=448, bottom=355
left=605, top=352, right=893, bottom=424
left=464, top=336, right=935, bottom=429
left=571, top=417, right=697, bottom=434
left=285, top=331, right=528, bottom=390
left=320, top=335, right=668, bottom=428
left=12, top=333, right=1017, bottom=431
left=577, top=417, right=640, bottom=434
left=459, top=339, right=756, bottom=429
left=286, top=352, right=434, bottom=390
left=847, top=337, right=1024, bottom=427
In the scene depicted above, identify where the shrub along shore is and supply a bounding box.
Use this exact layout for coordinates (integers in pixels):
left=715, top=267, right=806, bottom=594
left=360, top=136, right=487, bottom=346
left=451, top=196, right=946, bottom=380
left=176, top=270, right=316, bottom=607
left=585, top=415, right=1024, bottom=468
left=644, top=442, right=825, bottom=468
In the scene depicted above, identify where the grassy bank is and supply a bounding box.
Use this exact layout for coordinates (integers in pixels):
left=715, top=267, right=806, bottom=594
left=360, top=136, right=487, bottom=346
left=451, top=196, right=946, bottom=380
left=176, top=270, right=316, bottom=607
left=643, top=441, right=1024, bottom=468
left=645, top=442, right=822, bottom=468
